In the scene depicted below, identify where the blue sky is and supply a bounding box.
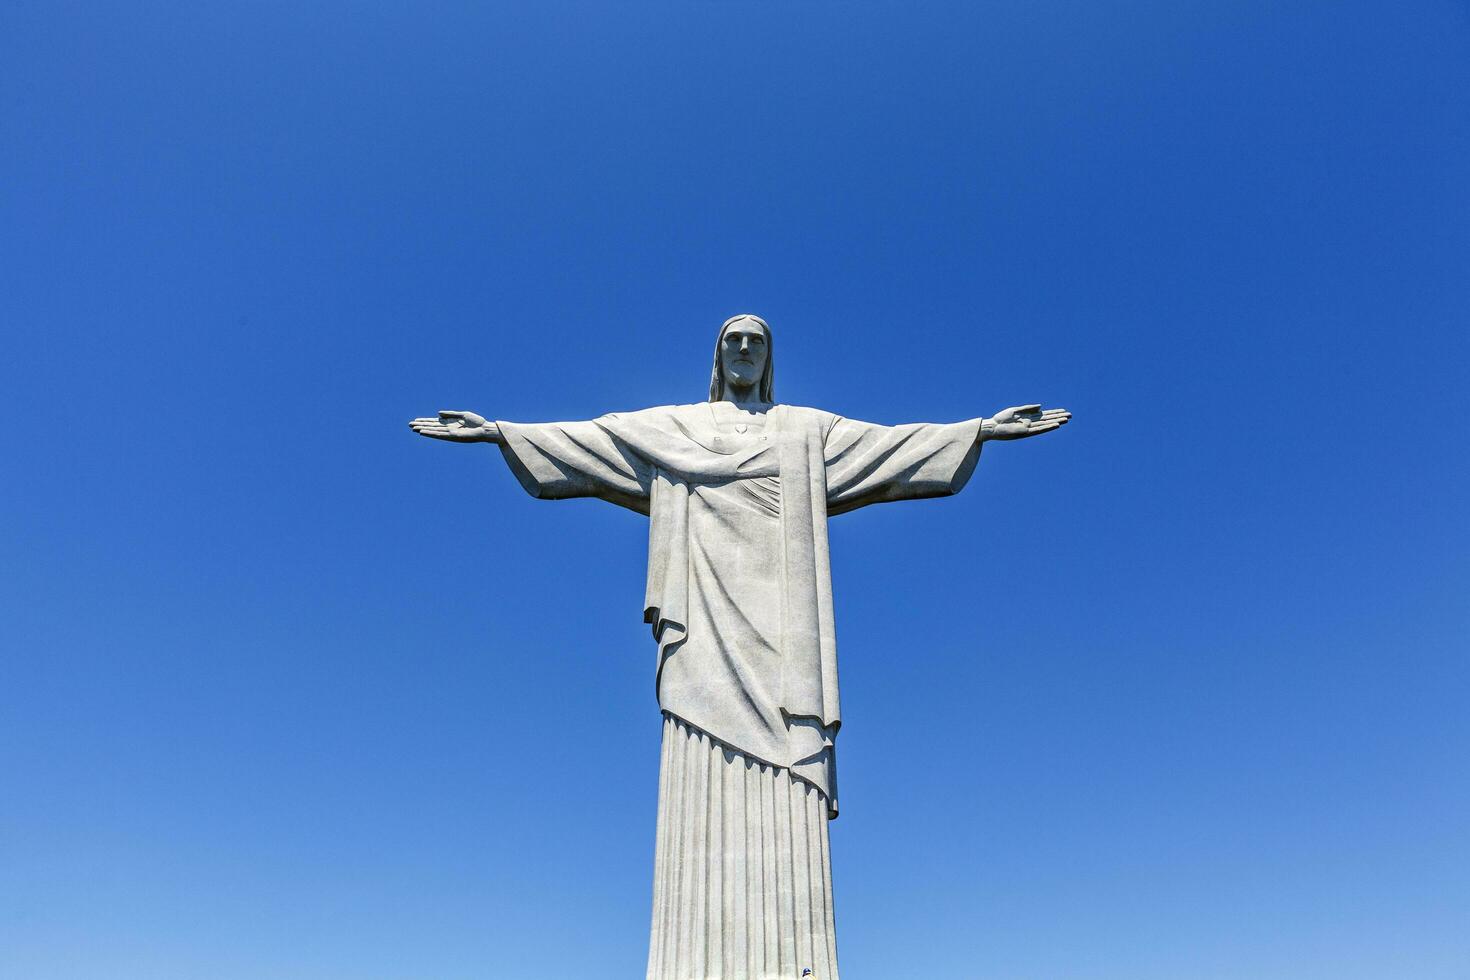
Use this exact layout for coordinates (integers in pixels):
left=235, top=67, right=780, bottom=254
left=2, top=2, right=1467, bottom=977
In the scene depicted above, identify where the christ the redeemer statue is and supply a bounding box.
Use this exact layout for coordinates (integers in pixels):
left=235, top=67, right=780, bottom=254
left=409, top=314, right=1070, bottom=980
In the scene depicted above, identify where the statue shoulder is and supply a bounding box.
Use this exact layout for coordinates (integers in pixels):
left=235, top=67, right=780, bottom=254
left=597, top=403, right=711, bottom=432
left=601, top=403, right=698, bottom=421
left=776, top=404, right=838, bottom=432
left=603, top=403, right=837, bottom=432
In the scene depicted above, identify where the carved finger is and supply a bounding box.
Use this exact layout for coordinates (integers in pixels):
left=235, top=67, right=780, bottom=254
left=1041, top=408, right=1070, bottom=417
left=439, top=410, right=467, bottom=418
left=1028, top=421, right=1061, bottom=434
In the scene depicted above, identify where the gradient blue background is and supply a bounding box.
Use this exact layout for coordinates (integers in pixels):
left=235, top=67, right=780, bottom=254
left=3, top=2, right=1467, bottom=977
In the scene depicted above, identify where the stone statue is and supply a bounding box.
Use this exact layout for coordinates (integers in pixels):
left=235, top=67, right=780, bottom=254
left=409, top=314, right=1070, bottom=980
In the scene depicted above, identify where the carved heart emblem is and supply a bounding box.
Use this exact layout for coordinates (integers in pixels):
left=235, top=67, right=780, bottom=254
left=735, top=423, right=748, bottom=434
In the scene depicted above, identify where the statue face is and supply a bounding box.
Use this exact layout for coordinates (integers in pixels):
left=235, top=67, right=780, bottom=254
left=719, top=318, right=770, bottom=393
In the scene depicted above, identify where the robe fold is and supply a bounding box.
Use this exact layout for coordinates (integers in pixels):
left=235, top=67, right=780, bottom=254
left=496, top=402, right=984, bottom=818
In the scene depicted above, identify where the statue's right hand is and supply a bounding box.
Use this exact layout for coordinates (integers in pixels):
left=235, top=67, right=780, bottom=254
left=409, top=410, right=499, bottom=443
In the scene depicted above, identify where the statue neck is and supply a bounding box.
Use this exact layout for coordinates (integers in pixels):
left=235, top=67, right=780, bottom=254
left=720, top=382, right=769, bottom=410
left=720, top=387, right=776, bottom=411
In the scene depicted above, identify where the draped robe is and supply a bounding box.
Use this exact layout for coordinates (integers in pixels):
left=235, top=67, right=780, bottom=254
left=495, top=402, right=985, bottom=818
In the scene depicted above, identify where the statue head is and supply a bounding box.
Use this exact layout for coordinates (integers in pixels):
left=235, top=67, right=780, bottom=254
left=708, top=314, right=775, bottom=403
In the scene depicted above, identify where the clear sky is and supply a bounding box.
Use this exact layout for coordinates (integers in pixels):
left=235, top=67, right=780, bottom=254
left=3, top=2, right=1467, bottom=978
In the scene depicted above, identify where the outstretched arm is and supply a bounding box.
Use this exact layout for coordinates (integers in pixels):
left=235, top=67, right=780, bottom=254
left=410, top=409, right=654, bottom=514
left=980, top=405, right=1071, bottom=442
left=409, top=410, right=501, bottom=444
left=824, top=404, right=1071, bottom=515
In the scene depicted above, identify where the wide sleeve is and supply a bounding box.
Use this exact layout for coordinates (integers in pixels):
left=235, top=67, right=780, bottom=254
left=495, top=417, right=654, bottom=515
left=823, top=415, right=985, bottom=516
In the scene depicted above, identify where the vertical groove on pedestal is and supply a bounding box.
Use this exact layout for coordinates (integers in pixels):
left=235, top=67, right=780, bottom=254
left=648, top=713, right=839, bottom=980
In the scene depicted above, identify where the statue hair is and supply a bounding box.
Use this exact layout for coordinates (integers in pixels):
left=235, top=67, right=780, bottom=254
left=708, top=314, right=775, bottom=403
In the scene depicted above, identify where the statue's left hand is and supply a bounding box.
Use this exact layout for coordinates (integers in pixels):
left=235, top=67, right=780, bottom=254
left=984, top=405, right=1071, bottom=441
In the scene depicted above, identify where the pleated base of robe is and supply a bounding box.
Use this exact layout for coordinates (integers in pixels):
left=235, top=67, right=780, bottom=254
left=648, top=713, right=839, bottom=980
